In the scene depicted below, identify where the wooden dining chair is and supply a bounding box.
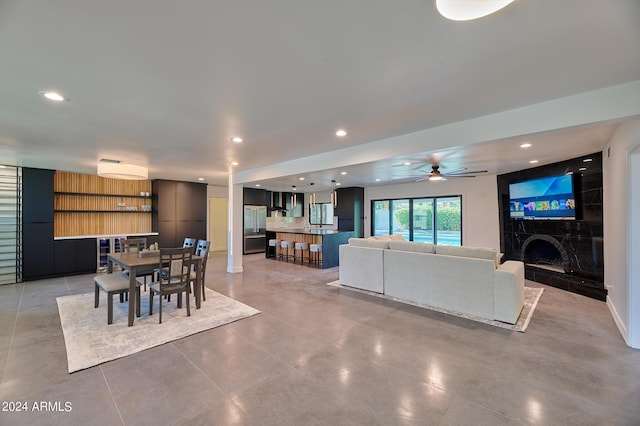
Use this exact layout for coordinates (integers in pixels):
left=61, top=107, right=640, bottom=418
left=94, top=273, right=141, bottom=325
left=190, top=240, right=211, bottom=301
left=183, top=237, right=196, bottom=251
left=148, top=247, right=193, bottom=324
left=122, top=237, right=154, bottom=290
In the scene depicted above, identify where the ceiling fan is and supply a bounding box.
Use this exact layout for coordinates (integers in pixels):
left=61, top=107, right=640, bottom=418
left=416, top=165, right=488, bottom=182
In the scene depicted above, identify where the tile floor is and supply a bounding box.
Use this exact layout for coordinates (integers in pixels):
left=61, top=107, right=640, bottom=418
left=1, top=252, right=639, bottom=425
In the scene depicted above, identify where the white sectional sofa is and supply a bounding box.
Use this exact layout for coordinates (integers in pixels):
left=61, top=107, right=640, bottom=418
left=338, top=237, right=525, bottom=324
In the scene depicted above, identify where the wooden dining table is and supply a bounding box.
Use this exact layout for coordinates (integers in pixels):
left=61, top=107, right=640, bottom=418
left=107, top=251, right=204, bottom=326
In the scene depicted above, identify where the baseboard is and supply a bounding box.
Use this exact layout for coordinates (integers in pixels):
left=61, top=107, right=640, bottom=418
left=607, top=295, right=630, bottom=347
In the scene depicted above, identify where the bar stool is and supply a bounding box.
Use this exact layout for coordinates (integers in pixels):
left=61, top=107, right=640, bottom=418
left=309, top=244, right=322, bottom=268
left=268, top=239, right=280, bottom=259
left=294, top=242, right=308, bottom=264
left=280, top=240, right=294, bottom=262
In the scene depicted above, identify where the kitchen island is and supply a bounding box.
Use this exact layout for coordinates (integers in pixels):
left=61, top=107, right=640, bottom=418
left=265, top=229, right=353, bottom=268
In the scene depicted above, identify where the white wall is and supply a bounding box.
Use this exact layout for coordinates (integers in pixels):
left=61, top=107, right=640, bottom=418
left=604, top=118, right=640, bottom=349
left=364, top=174, right=500, bottom=250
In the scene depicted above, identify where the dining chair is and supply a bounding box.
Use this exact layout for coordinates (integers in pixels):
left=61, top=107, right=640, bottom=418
left=121, top=237, right=155, bottom=290
left=148, top=247, right=193, bottom=324
left=94, top=273, right=141, bottom=324
left=183, top=237, right=196, bottom=251
left=190, top=240, right=211, bottom=301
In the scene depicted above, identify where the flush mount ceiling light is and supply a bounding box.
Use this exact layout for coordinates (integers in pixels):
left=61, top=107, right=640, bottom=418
left=230, top=137, right=243, bottom=143
left=436, top=0, right=516, bottom=21
left=38, top=90, right=69, bottom=102
left=520, top=143, right=532, bottom=148
left=335, top=129, right=347, bottom=137
left=97, top=162, right=148, bottom=180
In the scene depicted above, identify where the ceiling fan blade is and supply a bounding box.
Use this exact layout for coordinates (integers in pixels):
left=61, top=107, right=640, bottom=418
left=414, top=176, right=430, bottom=182
left=446, top=169, right=488, bottom=175
left=443, top=174, right=476, bottom=178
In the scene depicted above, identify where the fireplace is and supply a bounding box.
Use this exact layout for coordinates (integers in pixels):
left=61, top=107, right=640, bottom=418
left=497, top=152, right=606, bottom=301
left=521, top=235, right=570, bottom=274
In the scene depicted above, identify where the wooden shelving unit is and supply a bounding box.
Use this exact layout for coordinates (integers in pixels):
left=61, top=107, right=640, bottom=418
left=54, top=171, right=153, bottom=237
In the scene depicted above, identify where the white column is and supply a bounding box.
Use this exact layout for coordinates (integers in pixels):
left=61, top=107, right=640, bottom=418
left=227, top=172, right=244, bottom=273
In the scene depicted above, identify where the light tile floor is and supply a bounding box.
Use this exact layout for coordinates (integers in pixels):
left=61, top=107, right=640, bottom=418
left=1, top=252, right=639, bottom=425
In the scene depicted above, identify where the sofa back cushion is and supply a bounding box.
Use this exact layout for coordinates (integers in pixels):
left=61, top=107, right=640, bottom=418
left=388, top=240, right=436, bottom=254
left=370, top=234, right=406, bottom=241
left=435, top=245, right=499, bottom=267
left=348, top=238, right=390, bottom=249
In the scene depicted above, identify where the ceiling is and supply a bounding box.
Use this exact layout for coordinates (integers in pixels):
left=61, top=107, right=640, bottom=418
left=1, top=1, right=639, bottom=192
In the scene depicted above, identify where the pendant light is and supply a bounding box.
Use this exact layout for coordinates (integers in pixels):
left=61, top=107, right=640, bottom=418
left=330, top=180, right=338, bottom=208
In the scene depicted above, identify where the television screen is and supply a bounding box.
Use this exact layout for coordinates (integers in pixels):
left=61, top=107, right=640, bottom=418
left=509, top=175, right=576, bottom=220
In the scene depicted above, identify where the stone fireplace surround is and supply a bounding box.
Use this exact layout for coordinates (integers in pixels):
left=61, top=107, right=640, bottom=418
left=498, top=152, right=606, bottom=301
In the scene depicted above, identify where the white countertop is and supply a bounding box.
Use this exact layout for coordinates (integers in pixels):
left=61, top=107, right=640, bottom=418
left=54, top=232, right=159, bottom=240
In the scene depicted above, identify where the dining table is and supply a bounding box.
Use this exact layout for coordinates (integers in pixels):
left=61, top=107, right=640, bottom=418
left=107, top=251, right=204, bottom=326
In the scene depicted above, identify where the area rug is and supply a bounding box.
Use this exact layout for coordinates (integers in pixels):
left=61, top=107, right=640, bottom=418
left=327, top=281, right=543, bottom=332
left=57, top=288, right=260, bottom=373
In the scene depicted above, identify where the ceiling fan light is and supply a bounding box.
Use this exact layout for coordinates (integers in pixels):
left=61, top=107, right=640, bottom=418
left=436, top=0, right=516, bottom=21
left=429, top=175, right=443, bottom=181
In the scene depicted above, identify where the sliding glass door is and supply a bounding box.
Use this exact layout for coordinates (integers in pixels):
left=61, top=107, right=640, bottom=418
left=371, top=195, right=462, bottom=246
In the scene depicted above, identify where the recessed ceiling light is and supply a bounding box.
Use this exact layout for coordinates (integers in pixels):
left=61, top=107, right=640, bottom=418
left=583, top=158, right=593, bottom=162
left=255, top=184, right=261, bottom=187
left=403, top=162, right=411, bottom=166
left=529, top=160, right=539, bottom=164
left=436, top=0, right=516, bottom=21
left=335, top=129, right=347, bottom=137
left=39, top=90, right=68, bottom=102
left=197, top=177, right=205, bottom=181
left=520, top=143, right=532, bottom=148
left=375, top=178, right=381, bottom=182
left=579, top=167, right=587, bottom=171
left=340, top=171, right=347, bottom=175
left=231, top=161, right=239, bottom=166
left=336, top=182, right=341, bottom=186
left=231, top=137, right=243, bottom=143
left=299, top=177, right=305, bottom=181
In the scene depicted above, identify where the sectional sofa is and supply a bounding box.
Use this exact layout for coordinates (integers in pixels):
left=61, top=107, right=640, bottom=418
left=338, top=236, right=525, bottom=324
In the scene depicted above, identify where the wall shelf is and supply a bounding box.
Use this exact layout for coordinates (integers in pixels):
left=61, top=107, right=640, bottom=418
left=54, top=171, right=153, bottom=237
left=55, top=210, right=151, bottom=213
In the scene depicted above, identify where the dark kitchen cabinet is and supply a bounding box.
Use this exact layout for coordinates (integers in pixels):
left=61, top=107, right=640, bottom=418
left=335, top=187, right=364, bottom=237
left=153, top=180, right=207, bottom=247
left=23, top=222, right=55, bottom=279
left=22, top=168, right=56, bottom=280
left=55, top=238, right=97, bottom=275
left=243, top=187, right=268, bottom=206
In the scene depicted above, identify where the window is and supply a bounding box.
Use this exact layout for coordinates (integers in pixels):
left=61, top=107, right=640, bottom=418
left=371, top=195, right=462, bottom=245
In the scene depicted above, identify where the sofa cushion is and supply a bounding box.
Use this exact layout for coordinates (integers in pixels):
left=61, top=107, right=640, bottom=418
left=370, top=234, right=406, bottom=241
left=435, top=245, right=499, bottom=267
left=348, top=238, right=390, bottom=249
left=388, top=240, right=435, bottom=254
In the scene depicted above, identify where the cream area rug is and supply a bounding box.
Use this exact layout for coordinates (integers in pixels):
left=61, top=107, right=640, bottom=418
left=327, top=281, right=543, bottom=332
left=57, top=288, right=260, bottom=373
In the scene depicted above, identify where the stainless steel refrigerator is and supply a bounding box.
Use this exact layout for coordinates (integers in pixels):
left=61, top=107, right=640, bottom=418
left=243, top=205, right=267, bottom=254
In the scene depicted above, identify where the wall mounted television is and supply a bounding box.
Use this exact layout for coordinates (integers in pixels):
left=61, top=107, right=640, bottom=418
left=509, top=174, right=576, bottom=220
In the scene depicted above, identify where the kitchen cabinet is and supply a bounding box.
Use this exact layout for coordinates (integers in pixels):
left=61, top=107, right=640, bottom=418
left=243, top=187, right=269, bottom=206
left=153, top=180, right=207, bottom=247
left=54, top=238, right=97, bottom=275
left=335, top=187, right=364, bottom=237
left=23, top=168, right=56, bottom=280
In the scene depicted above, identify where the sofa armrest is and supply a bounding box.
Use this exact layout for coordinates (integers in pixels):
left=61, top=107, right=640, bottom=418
left=339, top=245, right=385, bottom=293
left=493, top=261, right=525, bottom=324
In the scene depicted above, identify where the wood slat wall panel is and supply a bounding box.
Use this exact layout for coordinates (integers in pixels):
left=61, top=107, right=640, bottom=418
left=54, top=171, right=153, bottom=237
